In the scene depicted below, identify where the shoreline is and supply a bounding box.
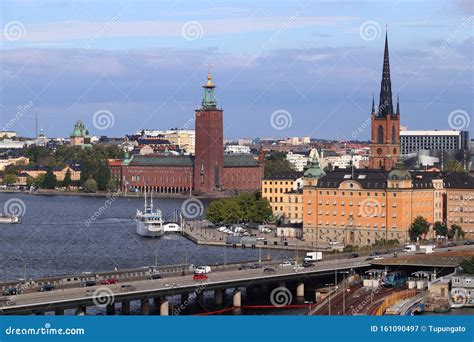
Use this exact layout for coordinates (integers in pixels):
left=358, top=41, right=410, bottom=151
left=0, top=189, right=222, bottom=200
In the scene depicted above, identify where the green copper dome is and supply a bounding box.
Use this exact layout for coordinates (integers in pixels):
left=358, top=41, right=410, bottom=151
left=304, top=151, right=326, bottom=179
left=70, top=120, right=88, bottom=138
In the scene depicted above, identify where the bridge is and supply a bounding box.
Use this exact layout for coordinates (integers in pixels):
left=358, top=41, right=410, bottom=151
left=0, top=257, right=371, bottom=316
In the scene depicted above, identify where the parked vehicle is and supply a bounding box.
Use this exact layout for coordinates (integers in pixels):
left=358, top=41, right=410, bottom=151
left=304, top=252, right=322, bottom=263
left=2, top=287, right=21, bottom=296
left=403, top=244, right=416, bottom=252
left=82, top=280, right=96, bottom=287
left=146, top=274, right=162, bottom=280
left=101, top=278, right=118, bottom=285
left=193, top=274, right=208, bottom=281
left=38, top=284, right=54, bottom=292
left=279, top=261, right=293, bottom=267
left=194, top=266, right=212, bottom=274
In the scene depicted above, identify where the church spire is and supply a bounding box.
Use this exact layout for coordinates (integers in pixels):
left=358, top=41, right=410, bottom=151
left=371, top=92, right=375, bottom=114
left=378, top=29, right=393, bottom=117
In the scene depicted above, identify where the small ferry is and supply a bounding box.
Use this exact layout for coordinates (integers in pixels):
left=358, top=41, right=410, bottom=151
left=135, top=191, right=164, bottom=238
left=0, top=215, right=20, bottom=224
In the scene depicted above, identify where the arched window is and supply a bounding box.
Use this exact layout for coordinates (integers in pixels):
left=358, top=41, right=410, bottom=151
left=377, top=125, right=384, bottom=144
left=391, top=125, right=396, bottom=144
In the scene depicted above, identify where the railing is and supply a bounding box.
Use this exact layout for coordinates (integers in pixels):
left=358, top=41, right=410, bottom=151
left=374, top=289, right=417, bottom=315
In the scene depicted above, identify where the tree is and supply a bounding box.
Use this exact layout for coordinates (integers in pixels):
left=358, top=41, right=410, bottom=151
left=62, top=168, right=72, bottom=188
left=2, top=174, right=18, bottom=185
left=449, top=224, right=465, bottom=240
left=83, top=178, right=97, bottom=193
left=206, top=200, right=225, bottom=224
left=460, top=257, right=474, bottom=274
left=106, top=178, right=118, bottom=192
left=96, top=161, right=111, bottom=190
left=264, top=152, right=296, bottom=178
left=433, top=221, right=448, bottom=238
left=43, top=169, right=57, bottom=189
left=409, top=216, right=430, bottom=241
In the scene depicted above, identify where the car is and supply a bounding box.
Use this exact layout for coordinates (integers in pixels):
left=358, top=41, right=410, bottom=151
left=38, top=284, right=54, bottom=292
left=101, top=278, right=118, bottom=285
left=446, top=242, right=457, bottom=247
left=348, top=253, right=359, bottom=259
left=146, top=274, right=162, bottom=280
left=263, top=267, right=276, bottom=273
left=120, top=284, right=135, bottom=292
left=464, top=240, right=474, bottom=245
left=2, top=287, right=20, bottom=296
left=365, top=257, right=374, bottom=261
left=373, top=256, right=384, bottom=260
left=82, top=280, right=96, bottom=287
left=193, top=274, right=208, bottom=281
left=194, top=266, right=211, bottom=274
left=279, top=261, right=293, bottom=267
left=249, top=263, right=262, bottom=269
left=303, top=262, right=315, bottom=268
left=369, top=251, right=380, bottom=256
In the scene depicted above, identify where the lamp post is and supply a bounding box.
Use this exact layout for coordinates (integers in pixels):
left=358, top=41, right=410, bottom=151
left=325, top=283, right=334, bottom=316
left=340, top=271, right=350, bottom=315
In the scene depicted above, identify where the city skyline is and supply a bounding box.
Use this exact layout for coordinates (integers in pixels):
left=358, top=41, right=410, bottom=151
left=0, top=0, right=472, bottom=140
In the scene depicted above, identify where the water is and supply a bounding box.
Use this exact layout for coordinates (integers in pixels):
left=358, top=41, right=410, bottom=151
left=0, top=193, right=292, bottom=282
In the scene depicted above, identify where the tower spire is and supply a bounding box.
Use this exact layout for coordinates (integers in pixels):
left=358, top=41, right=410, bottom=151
left=378, top=29, right=393, bottom=117
left=371, top=92, right=375, bottom=113
left=202, top=65, right=217, bottom=109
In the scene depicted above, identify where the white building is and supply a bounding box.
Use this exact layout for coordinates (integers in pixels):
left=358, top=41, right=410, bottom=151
left=319, top=153, right=368, bottom=169
left=400, top=130, right=469, bottom=155
left=286, top=151, right=309, bottom=171
left=0, top=131, right=16, bottom=139
left=225, top=145, right=251, bottom=154
left=0, top=139, right=25, bottom=150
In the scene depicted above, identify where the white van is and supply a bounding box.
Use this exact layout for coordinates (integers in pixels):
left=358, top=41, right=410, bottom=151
left=194, top=266, right=212, bottom=274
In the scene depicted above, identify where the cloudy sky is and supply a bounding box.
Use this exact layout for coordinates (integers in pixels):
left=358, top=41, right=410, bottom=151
left=0, top=0, right=472, bottom=140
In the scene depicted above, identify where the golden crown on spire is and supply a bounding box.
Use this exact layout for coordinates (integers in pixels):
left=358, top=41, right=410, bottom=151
left=205, top=63, right=215, bottom=87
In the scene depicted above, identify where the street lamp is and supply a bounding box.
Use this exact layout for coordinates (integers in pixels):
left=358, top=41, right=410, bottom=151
left=325, top=283, right=334, bottom=316
left=339, top=271, right=350, bottom=315
left=304, top=300, right=314, bottom=316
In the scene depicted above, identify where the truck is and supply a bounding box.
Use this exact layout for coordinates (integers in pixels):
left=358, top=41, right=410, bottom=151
left=419, top=245, right=434, bottom=254
left=403, top=244, right=416, bottom=252
left=304, top=252, right=323, bottom=263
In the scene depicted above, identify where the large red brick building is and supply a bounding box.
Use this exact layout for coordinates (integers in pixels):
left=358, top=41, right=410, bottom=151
left=109, top=73, right=263, bottom=195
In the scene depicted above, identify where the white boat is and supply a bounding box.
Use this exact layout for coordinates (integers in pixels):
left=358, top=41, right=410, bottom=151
left=0, top=215, right=20, bottom=224
left=135, top=190, right=163, bottom=238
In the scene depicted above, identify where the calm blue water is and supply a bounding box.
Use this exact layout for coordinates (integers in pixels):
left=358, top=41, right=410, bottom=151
left=0, top=192, right=292, bottom=282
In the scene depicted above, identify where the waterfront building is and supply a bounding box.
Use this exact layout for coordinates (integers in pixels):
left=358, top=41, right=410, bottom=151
left=69, top=120, right=91, bottom=146
left=0, top=156, right=29, bottom=171
left=452, top=273, right=474, bottom=307
left=18, top=164, right=81, bottom=184
left=368, top=31, right=400, bottom=171
left=110, top=73, right=263, bottom=195
left=445, top=173, right=474, bottom=239
left=0, top=139, right=25, bottom=150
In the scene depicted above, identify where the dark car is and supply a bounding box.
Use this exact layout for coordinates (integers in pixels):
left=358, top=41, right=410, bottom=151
left=445, top=242, right=457, bottom=248
left=82, top=280, right=96, bottom=287
left=147, top=274, right=162, bottom=280
left=348, top=253, right=359, bottom=259
left=464, top=240, right=474, bottom=245
left=369, top=251, right=380, bottom=256
left=250, top=263, right=262, bottom=269
left=303, top=262, right=315, bottom=268
left=3, top=287, right=20, bottom=296
left=365, top=257, right=374, bottom=261
left=263, top=267, right=276, bottom=273
left=38, top=284, right=54, bottom=292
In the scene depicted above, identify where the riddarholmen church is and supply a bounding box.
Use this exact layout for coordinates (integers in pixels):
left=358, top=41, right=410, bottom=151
left=109, top=72, right=264, bottom=195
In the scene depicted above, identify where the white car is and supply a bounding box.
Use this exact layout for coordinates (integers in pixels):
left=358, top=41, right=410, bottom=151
left=373, top=256, right=384, bottom=260
left=194, top=266, right=212, bottom=274
left=279, top=261, right=293, bottom=267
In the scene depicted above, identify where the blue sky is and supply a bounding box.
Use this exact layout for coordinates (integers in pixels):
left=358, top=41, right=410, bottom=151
left=0, top=0, right=472, bottom=140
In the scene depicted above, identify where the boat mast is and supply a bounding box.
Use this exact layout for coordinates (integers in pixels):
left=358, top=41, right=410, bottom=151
left=150, top=190, right=153, bottom=210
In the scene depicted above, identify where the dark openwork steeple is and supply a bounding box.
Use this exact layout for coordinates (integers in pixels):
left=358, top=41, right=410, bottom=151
left=396, top=92, right=400, bottom=115
left=378, top=30, right=393, bottom=117
left=371, top=92, right=375, bottom=113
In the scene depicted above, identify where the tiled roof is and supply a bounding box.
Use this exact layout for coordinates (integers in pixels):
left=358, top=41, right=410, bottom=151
left=128, top=154, right=193, bottom=167
left=223, top=154, right=259, bottom=167
left=264, top=171, right=303, bottom=180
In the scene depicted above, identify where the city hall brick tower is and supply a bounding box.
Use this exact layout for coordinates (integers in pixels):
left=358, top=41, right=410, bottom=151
left=369, top=31, right=400, bottom=171
left=193, top=72, right=224, bottom=194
